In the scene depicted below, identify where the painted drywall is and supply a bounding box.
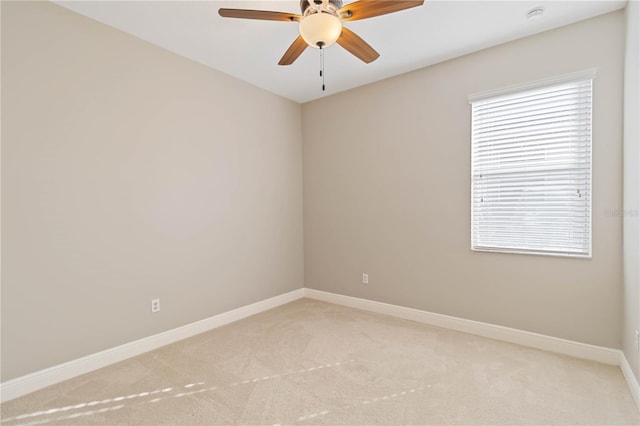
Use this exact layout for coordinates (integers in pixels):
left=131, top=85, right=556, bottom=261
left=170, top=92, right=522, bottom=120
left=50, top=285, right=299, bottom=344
left=1, top=1, right=303, bottom=381
left=303, top=11, right=625, bottom=348
left=623, top=1, right=640, bottom=381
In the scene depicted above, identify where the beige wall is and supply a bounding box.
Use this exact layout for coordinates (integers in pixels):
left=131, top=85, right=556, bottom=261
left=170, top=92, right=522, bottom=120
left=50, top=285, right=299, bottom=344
left=623, top=1, right=640, bottom=381
left=1, top=1, right=303, bottom=381
left=303, top=11, right=625, bottom=348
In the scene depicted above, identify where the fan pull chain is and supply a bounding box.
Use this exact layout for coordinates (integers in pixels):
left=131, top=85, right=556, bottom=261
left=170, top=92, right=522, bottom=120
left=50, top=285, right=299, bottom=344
left=320, top=45, right=325, bottom=91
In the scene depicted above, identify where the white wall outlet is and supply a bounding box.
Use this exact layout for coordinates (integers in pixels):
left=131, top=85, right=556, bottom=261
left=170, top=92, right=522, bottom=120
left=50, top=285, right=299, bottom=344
left=362, top=273, right=368, bottom=284
left=151, top=298, right=160, bottom=313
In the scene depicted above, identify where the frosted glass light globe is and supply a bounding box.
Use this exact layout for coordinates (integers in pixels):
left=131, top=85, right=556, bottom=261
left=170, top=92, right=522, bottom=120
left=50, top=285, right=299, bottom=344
left=299, top=13, right=343, bottom=48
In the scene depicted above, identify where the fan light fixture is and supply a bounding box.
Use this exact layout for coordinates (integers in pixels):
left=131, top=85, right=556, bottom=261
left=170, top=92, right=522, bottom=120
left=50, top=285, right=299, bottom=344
left=299, top=12, right=343, bottom=48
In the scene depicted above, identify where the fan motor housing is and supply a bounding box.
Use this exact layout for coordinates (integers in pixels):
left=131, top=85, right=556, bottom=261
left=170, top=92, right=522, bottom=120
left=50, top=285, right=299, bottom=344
left=300, top=0, right=343, bottom=14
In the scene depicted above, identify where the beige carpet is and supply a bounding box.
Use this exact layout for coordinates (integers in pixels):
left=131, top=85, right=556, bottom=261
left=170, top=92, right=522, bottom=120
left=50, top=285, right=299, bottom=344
left=1, top=298, right=638, bottom=425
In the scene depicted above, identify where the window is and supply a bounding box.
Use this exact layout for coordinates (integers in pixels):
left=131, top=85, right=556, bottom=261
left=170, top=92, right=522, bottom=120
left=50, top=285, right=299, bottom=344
left=470, top=71, right=594, bottom=257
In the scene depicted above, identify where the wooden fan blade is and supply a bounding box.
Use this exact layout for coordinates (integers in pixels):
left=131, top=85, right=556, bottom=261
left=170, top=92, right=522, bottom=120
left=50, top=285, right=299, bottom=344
left=218, top=8, right=301, bottom=22
left=278, top=36, right=309, bottom=65
left=336, top=27, right=380, bottom=63
left=338, top=1, right=424, bottom=21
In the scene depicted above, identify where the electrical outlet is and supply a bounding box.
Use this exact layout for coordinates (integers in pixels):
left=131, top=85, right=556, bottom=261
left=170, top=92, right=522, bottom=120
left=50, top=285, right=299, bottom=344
left=362, top=273, right=368, bottom=284
left=151, top=299, right=160, bottom=313
left=635, top=330, right=639, bottom=352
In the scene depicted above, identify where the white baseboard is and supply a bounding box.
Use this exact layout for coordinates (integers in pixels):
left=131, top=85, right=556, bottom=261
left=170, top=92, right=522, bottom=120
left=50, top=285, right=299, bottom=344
left=620, top=353, right=640, bottom=410
left=0, top=288, right=305, bottom=403
left=304, top=289, right=620, bottom=365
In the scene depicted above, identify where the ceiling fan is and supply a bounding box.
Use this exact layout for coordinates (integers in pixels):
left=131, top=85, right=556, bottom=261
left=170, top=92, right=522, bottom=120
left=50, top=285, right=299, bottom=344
left=219, top=0, right=425, bottom=65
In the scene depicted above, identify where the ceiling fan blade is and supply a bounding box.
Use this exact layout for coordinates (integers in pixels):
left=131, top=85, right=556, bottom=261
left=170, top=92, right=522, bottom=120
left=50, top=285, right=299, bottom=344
left=278, top=36, right=309, bottom=65
left=336, top=27, right=380, bottom=63
left=338, top=0, right=424, bottom=21
left=218, top=8, right=301, bottom=22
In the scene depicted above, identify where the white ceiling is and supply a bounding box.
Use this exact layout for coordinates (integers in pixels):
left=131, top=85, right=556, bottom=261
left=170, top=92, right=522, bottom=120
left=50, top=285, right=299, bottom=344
left=54, top=0, right=626, bottom=103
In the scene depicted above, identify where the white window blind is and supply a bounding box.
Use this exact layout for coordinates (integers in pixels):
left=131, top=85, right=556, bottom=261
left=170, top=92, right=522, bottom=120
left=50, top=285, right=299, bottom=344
left=471, top=77, right=592, bottom=257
